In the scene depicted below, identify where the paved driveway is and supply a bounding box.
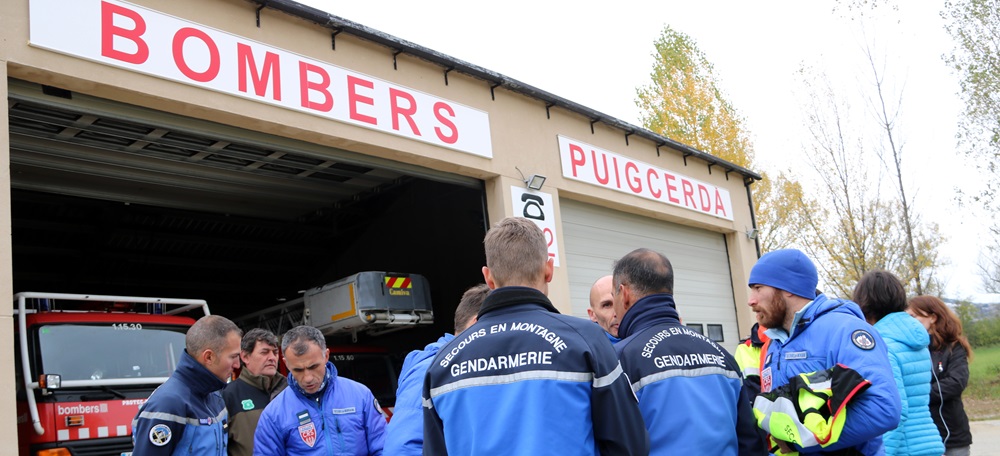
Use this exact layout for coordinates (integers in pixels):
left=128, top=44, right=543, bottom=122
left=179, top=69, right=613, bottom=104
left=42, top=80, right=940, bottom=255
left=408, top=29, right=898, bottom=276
left=971, top=420, right=1000, bottom=456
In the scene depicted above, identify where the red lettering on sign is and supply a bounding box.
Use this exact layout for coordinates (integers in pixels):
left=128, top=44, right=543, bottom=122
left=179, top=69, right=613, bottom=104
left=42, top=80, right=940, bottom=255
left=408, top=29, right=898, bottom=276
left=299, top=62, right=333, bottom=112
left=347, top=76, right=377, bottom=125
left=698, top=184, right=711, bottom=211
left=715, top=189, right=728, bottom=217
left=101, top=1, right=149, bottom=64
left=389, top=88, right=420, bottom=135
left=625, top=161, right=642, bottom=193
left=543, top=228, right=556, bottom=261
left=433, top=102, right=458, bottom=144
left=569, top=144, right=586, bottom=177
left=647, top=169, right=661, bottom=198
left=592, top=150, right=610, bottom=185
left=172, top=27, right=220, bottom=82
left=611, top=157, right=622, bottom=188
left=682, top=180, right=695, bottom=207
left=238, top=43, right=281, bottom=100
left=664, top=173, right=680, bottom=204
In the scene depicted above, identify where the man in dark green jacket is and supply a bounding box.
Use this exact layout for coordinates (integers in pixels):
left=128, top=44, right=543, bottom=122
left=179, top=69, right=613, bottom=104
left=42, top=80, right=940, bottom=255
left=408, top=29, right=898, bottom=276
left=222, top=328, right=287, bottom=456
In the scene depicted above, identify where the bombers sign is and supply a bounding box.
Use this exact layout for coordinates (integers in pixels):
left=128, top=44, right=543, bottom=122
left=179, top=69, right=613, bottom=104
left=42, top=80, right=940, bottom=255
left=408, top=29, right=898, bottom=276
left=28, top=0, right=493, bottom=158
left=558, top=136, right=733, bottom=220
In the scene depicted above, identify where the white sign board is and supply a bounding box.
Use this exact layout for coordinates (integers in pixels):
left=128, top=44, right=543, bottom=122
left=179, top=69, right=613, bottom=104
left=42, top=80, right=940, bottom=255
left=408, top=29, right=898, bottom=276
left=28, top=0, right=493, bottom=158
left=558, top=136, right=733, bottom=220
left=510, top=186, right=560, bottom=267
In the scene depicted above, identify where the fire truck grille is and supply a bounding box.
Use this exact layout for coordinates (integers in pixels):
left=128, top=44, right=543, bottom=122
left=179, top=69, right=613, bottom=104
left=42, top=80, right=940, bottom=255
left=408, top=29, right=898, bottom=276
left=58, top=436, right=133, bottom=456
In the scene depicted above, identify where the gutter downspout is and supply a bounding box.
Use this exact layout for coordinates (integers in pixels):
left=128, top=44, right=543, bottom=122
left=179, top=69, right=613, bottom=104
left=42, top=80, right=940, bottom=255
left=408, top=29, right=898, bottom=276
left=744, top=177, right=762, bottom=258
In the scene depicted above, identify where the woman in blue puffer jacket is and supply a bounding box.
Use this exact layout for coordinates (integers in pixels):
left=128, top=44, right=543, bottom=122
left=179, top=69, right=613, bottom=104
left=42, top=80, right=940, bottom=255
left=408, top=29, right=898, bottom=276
left=853, top=270, right=944, bottom=456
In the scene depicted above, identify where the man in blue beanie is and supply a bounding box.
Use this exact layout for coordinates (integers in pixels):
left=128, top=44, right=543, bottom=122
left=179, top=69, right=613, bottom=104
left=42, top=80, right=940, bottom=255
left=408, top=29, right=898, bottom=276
left=747, top=249, right=901, bottom=455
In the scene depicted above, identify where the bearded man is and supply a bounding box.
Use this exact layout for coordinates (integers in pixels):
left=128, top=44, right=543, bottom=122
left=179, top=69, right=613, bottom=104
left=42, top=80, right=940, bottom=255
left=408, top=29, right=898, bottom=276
left=747, top=249, right=900, bottom=455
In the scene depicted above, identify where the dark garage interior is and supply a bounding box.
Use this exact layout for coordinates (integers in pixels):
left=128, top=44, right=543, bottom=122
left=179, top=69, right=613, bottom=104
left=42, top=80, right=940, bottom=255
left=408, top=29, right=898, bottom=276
left=8, top=80, right=490, bottom=371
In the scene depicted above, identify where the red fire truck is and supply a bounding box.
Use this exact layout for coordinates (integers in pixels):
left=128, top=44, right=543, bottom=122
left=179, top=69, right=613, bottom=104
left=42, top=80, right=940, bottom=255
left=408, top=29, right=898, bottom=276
left=14, top=292, right=209, bottom=456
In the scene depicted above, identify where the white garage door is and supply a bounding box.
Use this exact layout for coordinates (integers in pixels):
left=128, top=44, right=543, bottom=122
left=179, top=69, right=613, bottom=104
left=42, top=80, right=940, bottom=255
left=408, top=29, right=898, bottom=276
left=561, top=198, right=740, bottom=349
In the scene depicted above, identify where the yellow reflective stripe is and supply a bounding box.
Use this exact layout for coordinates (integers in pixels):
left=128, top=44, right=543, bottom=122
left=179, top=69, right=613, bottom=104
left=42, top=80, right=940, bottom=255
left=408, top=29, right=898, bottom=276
left=753, top=396, right=821, bottom=448
left=733, top=344, right=761, bottom=373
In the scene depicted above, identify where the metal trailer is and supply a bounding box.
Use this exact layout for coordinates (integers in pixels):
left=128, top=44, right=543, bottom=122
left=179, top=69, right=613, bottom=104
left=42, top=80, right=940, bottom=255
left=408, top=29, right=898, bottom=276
left=234, top=271, right=434, bottom=341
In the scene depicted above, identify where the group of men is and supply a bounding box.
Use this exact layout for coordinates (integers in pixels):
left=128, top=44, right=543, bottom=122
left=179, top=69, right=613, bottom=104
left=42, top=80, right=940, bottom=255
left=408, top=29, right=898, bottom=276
left=131, top=318, right=387, bottom=455
left=131, top=216, right=902, bottom=455
left=420, top=217, right=901, bottom=455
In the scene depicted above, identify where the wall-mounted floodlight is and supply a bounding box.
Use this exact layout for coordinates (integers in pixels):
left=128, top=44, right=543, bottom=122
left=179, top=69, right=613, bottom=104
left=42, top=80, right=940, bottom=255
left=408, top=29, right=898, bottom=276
left=745, top=227, right=759, bottom=240
left=525, top=174, right=547, bottom=191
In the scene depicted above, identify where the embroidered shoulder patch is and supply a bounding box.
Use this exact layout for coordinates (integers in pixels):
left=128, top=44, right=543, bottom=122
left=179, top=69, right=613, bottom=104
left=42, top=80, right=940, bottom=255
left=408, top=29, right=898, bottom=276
left=241, top=399, right=254, bottom=410
left=374, top=398, right=388, bottom=419
left=298, top=422, right=317, bottom=447
left=851, top=329, right=876, bottom=350
left=149, top=424, right=171, bottom=446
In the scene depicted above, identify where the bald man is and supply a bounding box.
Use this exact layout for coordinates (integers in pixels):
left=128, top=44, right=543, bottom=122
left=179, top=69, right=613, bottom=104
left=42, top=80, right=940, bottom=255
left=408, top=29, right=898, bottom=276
left=588, top=275, right=620, bottom=342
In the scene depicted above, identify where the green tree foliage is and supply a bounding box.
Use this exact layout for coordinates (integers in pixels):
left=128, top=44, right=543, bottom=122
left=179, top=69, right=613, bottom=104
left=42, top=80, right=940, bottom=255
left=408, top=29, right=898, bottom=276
left=636, top=26, right=753, bottom=167
left=635, top=26, right=800, bottom=252
left=955, top=300, right=1000, bottom=347
left=943, top=0, right=1000, bottom=290
left=954, top=300, right=979, bottom=325
left=978, top=228, right=1000, bottom=293
left=943, top=0, right=1000, bottom=176
left=754, top=172, right=814, bottom=253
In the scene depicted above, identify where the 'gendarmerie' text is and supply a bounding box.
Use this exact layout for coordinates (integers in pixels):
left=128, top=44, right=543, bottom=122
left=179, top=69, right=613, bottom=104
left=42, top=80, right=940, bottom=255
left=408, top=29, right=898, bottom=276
left=450, top=351, right=553, bottom=377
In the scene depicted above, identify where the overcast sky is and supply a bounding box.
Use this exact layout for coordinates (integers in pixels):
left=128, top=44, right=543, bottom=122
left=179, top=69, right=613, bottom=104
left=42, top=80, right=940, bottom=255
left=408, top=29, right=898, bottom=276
left=296, top=0, right=989, bottom=300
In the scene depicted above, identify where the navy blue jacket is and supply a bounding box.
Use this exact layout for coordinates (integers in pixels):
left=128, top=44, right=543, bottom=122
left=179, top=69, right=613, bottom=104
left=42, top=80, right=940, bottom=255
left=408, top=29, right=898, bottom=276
left=615, top=294, right=766, bottom=456
left=132, top=350, right=229, bottom=455
left=422, top=286, right=649, bottom=455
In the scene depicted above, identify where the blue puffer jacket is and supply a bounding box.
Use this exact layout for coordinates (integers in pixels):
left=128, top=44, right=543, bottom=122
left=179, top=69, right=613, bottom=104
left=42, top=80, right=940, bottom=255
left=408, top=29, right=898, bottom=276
left=761, top=294, right=901, bottom=455
left=253, top=362, right=386, bottom=455
left=875, top=312, right=945, bottom=455
left=615, top=294, right=766, bottom=456
left=131, top=350, right=228, bottom=456
left=383, top=333, right=454, bottom=455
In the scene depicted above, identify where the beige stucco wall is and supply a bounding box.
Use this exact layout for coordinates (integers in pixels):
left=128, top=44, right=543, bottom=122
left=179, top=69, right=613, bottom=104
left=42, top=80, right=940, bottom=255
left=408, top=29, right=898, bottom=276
left=1, top=0, right=762, bottom=445
left=2, top=55, right=18, bottom=451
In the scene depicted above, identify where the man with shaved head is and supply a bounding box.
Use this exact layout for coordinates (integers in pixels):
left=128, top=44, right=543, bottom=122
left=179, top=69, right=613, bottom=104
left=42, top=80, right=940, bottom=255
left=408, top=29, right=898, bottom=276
left=588, top=275, right=619, bottom=342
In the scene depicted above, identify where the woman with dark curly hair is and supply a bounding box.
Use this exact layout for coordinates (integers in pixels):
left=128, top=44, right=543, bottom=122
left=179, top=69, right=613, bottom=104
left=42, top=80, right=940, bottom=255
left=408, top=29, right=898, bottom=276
left=908, top=295, right=974, bottom=456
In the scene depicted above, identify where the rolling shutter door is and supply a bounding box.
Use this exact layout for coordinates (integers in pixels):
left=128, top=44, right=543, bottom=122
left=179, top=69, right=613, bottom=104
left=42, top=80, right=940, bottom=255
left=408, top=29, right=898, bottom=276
left=561, top=199, right=740, bottom=348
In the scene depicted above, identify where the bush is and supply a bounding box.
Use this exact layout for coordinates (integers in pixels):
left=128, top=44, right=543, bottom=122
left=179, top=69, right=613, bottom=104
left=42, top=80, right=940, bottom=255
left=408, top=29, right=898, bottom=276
left=965, top=315, right=1000, bottom=348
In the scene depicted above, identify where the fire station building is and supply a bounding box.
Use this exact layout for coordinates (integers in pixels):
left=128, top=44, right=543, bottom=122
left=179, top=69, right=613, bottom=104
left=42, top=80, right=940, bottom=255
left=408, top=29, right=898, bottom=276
left=1, top=0, right=763, bottom=444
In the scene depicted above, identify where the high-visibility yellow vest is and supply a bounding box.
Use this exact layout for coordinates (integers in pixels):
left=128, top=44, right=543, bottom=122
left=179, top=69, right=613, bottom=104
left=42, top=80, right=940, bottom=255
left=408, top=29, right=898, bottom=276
left=752, top=365, right=872, bottom=456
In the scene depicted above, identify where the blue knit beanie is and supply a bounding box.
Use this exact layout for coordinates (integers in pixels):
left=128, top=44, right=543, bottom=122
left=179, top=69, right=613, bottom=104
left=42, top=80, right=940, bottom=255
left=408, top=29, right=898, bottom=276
left=748, top=249, right=818, bottom=299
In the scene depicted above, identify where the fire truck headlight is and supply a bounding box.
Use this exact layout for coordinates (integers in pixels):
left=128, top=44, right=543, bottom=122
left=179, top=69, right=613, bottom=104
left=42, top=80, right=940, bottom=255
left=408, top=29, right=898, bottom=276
left=39, top=374, right=62, bottom=389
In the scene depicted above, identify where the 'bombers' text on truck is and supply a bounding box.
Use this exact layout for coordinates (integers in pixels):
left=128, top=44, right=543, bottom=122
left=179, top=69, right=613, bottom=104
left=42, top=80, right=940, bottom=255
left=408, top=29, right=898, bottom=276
left=13, top=292, right=209, bottom=456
